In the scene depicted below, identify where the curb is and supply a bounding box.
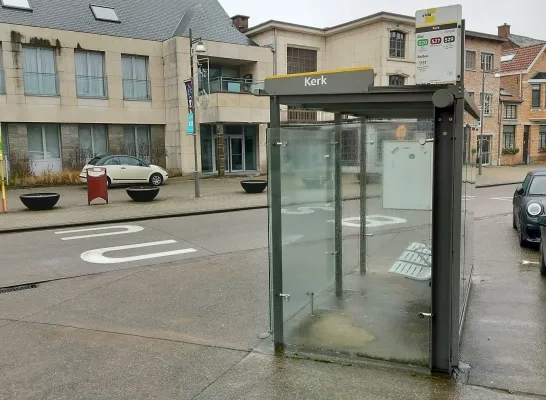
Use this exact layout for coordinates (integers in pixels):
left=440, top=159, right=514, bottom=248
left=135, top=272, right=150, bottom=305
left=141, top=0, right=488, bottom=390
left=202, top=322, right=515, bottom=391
left=476, top=181, right=521, bottom=188
left=0, top=195, right=381, bottom=235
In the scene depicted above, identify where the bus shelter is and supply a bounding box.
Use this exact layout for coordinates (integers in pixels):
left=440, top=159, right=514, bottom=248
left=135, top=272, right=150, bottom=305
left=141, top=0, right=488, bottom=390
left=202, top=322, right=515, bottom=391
left=261, top=66, right=479, bottom=374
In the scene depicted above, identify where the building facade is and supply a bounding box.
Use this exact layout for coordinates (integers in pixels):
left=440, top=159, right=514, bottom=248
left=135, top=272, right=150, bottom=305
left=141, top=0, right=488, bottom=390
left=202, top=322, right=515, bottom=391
left=0, top=0, right=273, bottom=181
left=500, top=43, right=546, bottom=165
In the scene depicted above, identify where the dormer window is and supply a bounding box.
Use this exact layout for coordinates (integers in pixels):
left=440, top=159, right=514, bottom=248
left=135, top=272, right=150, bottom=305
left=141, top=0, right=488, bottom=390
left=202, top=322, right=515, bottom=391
left=90, top=5, right=119, bottom=22
left=1, top=0, right=31, bottom=10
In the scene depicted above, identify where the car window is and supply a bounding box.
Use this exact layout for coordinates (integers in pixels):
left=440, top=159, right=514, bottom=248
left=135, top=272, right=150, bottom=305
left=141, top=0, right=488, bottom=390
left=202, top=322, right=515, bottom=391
left=103, top=157, right=121, bottom=166
left=88, top=156, right=102, bottom=165
left=119, top=157, right=143, bottom=166
left=528, top=176, right=546, bottom=195
left=522, top=174, right=532, bottom=192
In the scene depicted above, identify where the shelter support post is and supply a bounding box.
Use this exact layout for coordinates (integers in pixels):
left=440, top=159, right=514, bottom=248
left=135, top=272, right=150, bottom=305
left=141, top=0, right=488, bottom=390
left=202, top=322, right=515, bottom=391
left=334, top=113, right=343, bottom=297
left=359, top=119, right=367, bottom=274
left=269, top=96, right=284, bottom=354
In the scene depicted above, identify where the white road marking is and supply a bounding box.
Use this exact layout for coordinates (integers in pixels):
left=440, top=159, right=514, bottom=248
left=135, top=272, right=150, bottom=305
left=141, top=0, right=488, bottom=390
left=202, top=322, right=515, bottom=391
left=80, top=240, right=197, bottom=264
left=490, top=197, right=512, bottom=201
left=281, top=205, right=334, bottom=214
left=328, top=215, right=408, bottom=228
left=55, top=225, right=144, bottom=240
left=521, top=260, right=539, bottom=265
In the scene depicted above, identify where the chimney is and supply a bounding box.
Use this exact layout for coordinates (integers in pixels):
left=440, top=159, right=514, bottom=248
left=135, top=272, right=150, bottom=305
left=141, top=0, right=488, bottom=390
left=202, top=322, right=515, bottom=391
left=498, top=23, right=511, bottom=38
left=231, top=15, right=250, bottom=33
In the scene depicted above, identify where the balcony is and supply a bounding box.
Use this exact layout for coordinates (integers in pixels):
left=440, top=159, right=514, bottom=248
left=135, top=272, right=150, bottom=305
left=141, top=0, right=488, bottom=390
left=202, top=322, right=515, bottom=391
left=76, top=75, right=108, bottom=99
left=122, top=79, right=151, bottom=101
left=24, top=72, right=59, bottom=96
left=207, top=77, right=264, bottom=95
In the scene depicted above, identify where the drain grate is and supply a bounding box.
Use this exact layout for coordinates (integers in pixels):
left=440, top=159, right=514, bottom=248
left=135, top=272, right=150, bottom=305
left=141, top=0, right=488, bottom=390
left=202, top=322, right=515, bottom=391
left=0, top=284, right=38, bottom=295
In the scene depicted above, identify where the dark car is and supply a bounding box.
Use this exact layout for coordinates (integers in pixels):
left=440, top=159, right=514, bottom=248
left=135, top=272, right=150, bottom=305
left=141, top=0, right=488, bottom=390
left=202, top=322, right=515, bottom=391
left=513, top=170, right=546, bottom=247
left=537, top=215, right=546, bottom=276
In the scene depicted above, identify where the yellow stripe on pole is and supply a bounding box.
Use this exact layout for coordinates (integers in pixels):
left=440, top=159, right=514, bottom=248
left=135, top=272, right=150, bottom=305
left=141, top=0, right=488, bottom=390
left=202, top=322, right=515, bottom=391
left=0, top=126, right=6, bottom=213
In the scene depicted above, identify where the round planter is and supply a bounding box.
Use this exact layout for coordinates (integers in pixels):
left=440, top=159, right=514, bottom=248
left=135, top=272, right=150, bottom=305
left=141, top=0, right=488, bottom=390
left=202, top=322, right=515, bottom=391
left=302, top=177, right=327, bottom=189
left=240, top=180, right=268, bottom=194
left=19, top=193, right=60, bottom=211
left=126, top=185, right=160, bottom=202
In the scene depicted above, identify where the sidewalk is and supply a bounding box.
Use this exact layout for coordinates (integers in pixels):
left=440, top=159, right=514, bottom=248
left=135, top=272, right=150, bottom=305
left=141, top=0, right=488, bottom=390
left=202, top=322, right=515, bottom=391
left=476, top=164, right=541, bottom=187
left=0, top=175, right=377, bottom=233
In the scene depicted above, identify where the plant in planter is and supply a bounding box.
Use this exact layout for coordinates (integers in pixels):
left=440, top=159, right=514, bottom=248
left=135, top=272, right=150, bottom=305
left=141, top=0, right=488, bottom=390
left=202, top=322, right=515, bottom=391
left=502, top=147, right=520, bottom=155
left=240, top=179, right=267, bottom=194
left=126, top=185, right=160, bottom=202
left=19, top=193, right=61, bottom=211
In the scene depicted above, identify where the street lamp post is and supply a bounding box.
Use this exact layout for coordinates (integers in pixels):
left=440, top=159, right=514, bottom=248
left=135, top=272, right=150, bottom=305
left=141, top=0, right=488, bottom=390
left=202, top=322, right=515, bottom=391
left=478, top=72, right=485, bottom=176
left=189, top=28, right=206, bottom=198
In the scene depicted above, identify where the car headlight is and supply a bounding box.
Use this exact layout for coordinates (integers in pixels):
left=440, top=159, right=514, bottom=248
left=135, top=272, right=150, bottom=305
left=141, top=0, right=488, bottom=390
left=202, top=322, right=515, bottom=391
left=527, top=202, right=543, bottom=216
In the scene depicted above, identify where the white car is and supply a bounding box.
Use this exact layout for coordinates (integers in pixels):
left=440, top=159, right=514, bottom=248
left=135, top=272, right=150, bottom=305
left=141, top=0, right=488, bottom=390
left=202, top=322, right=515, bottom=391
left=79, top=154, right=168, bottom=186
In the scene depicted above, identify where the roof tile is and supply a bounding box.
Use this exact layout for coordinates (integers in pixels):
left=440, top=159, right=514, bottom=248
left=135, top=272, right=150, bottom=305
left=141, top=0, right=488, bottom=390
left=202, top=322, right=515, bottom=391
left=501, top=43, right=546, bottom=73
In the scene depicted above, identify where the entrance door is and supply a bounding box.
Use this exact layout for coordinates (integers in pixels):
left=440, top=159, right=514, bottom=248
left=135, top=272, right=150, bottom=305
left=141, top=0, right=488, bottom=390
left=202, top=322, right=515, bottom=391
left=477, top=135, right=491, bottom=165
left=523, top=126, right=530, bottom=164
left=229, top=136, right=244, bottom=172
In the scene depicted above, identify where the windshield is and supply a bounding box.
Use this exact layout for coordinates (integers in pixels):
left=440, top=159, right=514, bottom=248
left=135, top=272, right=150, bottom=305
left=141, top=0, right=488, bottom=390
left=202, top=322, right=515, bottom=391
left=528, top=175, right=546, bottom=195
left=88, top=156, right=102, bottom=165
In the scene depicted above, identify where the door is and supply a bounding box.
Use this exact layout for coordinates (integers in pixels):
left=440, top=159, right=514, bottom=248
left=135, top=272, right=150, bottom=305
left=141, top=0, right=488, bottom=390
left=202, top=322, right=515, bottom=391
left=102, top=156, right=122, bottom=182
left=477, top=135, right=491, bottom=165
left=229, top=136, right=244, bottom=172
left=119, top=156, right=147, bottom=182
left=523, top=126, right=530, bottom=164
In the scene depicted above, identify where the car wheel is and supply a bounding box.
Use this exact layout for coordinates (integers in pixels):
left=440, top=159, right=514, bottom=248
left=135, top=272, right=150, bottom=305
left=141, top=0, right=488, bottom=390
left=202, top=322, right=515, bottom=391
left=513, top=213, right=517, bottom=229
left=149, top=173, right=163, bottom=186
left=519, top=225, right=528, bottom=248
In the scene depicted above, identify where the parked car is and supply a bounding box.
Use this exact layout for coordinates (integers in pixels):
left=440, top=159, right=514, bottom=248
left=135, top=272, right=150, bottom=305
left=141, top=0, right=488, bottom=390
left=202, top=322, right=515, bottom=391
left=537, top=215, right=546, bottom=276
left=79, top=154, right=168, bottom=187
left=513, top=170, right=546, bottom=247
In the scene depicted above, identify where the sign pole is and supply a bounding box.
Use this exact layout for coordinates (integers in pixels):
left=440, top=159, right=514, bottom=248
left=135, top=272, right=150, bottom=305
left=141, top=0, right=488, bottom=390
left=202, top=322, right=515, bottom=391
left=0, top=125, right=6, bottom=213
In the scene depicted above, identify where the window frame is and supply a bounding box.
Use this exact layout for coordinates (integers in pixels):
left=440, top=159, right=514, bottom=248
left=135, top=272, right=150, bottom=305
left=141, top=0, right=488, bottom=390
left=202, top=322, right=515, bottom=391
left=121, top=55, right=151, bottom=100
left=286, top=47, right=317, bottom=75
left=0, top=0, right=31, bottom=10
left=388, top=74, right=405, bottom=86
left=90, top=4, right=120, bottom=22
left=502, top=125, right=516, bottom=149
left=74, top=51, right=107, bottom=99
left=540, top=126, right=546, bottom=149
left=532, top=84, right=541, bottom=108
left=22, top=46, right=59, bottom=96
left=481, top=52, right=494, bottom=72
left=123, top=125, right=151, bottom=161
left=389, top=30, right=406, bottom=59
left=503, top=104, right=517, bottom=120
left=465, top=50, right=476, bottom=70
left=480, top=92, right=492, bottom=116
left=78, top=124, right=108, bottom=160
left=26, top=123, right=61, bottom=160
left=0, top=43, right=4, bottom=94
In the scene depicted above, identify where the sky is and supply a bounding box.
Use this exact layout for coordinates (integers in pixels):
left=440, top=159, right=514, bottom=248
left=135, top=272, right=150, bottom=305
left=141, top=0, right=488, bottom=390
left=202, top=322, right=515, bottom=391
left=219, top=0, right=545, bottom=39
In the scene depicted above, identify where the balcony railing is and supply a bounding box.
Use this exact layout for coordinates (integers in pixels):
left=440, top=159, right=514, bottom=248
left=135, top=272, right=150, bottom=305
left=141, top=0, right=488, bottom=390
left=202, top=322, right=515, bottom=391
left=0, top=70, right=5, bottom=94
left=76, top=75, right=108, bottom=98
left=206, top=77, right=264, bottom=95
left=23, top=72, right=59, bottom=96
left=122, top=78, right=151, bottom=100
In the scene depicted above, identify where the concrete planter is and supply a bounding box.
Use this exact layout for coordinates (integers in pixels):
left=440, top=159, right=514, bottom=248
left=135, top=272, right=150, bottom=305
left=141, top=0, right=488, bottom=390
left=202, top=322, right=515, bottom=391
left=126, top=186, right=160, bottom=202
left=240, top=180, right=268, bottom=194
left=19, top=193, right=60, bottom=211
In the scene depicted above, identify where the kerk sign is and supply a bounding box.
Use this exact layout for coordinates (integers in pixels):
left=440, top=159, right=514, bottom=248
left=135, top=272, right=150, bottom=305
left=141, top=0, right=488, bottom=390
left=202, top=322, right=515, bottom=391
left=264, top=67, right=374, bottom=95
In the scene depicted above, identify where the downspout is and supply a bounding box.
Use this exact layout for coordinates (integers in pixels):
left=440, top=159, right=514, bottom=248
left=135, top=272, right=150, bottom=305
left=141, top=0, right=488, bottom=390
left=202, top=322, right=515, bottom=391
left=273, top=28, right=278, bottom=75
left=498, top=94, right=502, bottom=166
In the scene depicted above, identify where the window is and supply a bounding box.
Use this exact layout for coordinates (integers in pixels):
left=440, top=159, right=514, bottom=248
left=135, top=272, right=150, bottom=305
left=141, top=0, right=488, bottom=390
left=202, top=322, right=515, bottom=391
left=388, top=75, right=405, bottom=86
left=528, top=176, right=546, bottom=195
left=532, top=85, right=541, bottom=108
left=540, top=126, right=546, bottom=149
left=119, top=156, right=146, bottom=166
left=1, top=0, right=31, bottom=10
left=79, top=125, right=107, bottom=161
left=103, top=157, right=121, bottom=166
left=75, top=51, right=106, bottom=98
left=481, top=53, right=494, bottom=72
left=503, top=125, right=516, bottom=149
left=0, top=44, right=5, bottom=94
left=23, top=47, right=58, bottom=95
left=501, top=53, right=516, bottom=62
left=27, top=124, right=60, bottom=160
left=389, top=31, right=406, bottom=58
left=121, top=55, right=150, bottom=100
left=286, top=47, right=317, bottom=74
left=465, top=50, right=476, bottom=70
left=123, top=125, right=150, bottom=160
left=90, top=5, right=119, bottom=22
left=504, top=104, right=517, bottom=119
left=480, top=93, right=492, bottom=116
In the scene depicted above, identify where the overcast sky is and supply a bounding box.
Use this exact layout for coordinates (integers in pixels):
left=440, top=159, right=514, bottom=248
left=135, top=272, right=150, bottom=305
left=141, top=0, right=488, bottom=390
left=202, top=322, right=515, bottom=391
left=220, top=0, right=545, bottom=39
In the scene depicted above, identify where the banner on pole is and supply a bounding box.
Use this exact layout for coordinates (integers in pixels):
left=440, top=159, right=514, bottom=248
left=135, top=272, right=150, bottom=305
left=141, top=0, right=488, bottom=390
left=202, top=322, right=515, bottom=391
left=184, top=79, right=195, bottom=113
left=187, top=112, right=195, bottom=135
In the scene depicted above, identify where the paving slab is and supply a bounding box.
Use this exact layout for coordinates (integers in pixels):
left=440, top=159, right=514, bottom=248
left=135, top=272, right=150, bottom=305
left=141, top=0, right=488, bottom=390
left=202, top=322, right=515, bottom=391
left=193, top=352, right=529, bottom=400
left=476, top=165, right=539, bottom=187
left=23, top=248, right=269, bottom=352
left=0, top=321, right=247, bottom=400
left=0, top=270, right=138, bottom=321
left=0, top=319, right=13, bottom=328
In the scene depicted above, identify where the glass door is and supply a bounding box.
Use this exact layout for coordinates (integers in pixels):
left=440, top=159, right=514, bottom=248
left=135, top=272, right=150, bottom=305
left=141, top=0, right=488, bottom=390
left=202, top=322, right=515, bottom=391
left=229, top=136, right=244, bottom=172
left=477, top=135, right=491, bottom=165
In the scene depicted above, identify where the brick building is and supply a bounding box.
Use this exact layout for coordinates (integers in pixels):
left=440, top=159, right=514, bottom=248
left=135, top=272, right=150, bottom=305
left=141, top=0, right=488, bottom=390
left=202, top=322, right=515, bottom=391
left=464, top=32, right=505, bottom=166
left=500, top=43, right=546, bottom=165
left=497, top=23, right=544, bottom=51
